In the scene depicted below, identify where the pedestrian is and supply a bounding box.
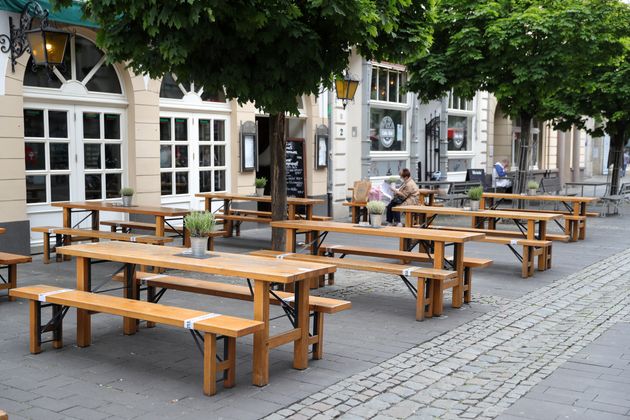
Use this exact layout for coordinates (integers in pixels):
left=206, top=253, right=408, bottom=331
left=493, top=158, right=512, bottom=191
left=386, top=168, right=419, bottom=226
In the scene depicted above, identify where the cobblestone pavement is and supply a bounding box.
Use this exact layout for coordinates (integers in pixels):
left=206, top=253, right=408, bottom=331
left=266, top=249, right=630, bottom=420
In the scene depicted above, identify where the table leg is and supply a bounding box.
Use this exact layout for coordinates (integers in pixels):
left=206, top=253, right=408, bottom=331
left=538, top=221, right=548, bottom=271
left=527, top=220, right=536, bottom=240
left=155, top=215, right=165, bottom=238
left=400, top=213, right=413, bottom=251
left=293, top=279, right=310, bottom=370
left=288, top=204, right=296, bottom=220
left=123, top=263, right=138, bottom=335
left=285, top=228, right=297, bottom=253
left=451, top=243, right=464, bottom=308
left=91, top=210, right=100, bottom=232
left=224, top=199, right=233, bottom=237
left=252, top=280, right=270, bottom=386
left=579, top=202, right=587, bottom=240
left=431, top=242, right=445, bottom=316
left=63, top=208, right=72, bottom=261
left=76, top=257, right=92, bottom=347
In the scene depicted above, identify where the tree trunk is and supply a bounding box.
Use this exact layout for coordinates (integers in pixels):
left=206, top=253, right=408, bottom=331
left=609, top=132, right=625, bottom=195
left=514, top=114, right=532, bottom=195
left=270, top=113, right=287, bottom=251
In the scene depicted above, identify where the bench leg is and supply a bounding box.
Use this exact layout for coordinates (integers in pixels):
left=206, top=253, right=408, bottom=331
left=224, top=337, right=236, bottom=388
left=425, top=279, right=434, bottom=318
left=55, top=234, right=63, bottom=263
left=327, top=272, right=334, bottom=286
left=416, top=277, right=426, bottom=321
left=146, top=285, right=156, bottom=328
left=537, top=247, right=547, bottom=272
left=312, top=312, right=324, bottom=359
left=207, top=237, right=214, bottom=252
left=29, top=300, right=42, bottom=354
left=8, top=264, right=16, bottom=302
left=579, top=220, right=586, bottom=241
left=521, top=246, right=531, bottom=278
left=463, top=268, right=472, bottom=304
left=42, top=233, right=50, bottom=264
left=203, top=333, right=217, bottom=396
left=432, top=279, right=444, bottom=317
left=52, top=304, right=63, bottom=349
left=546, top=245, right=553, bottom=269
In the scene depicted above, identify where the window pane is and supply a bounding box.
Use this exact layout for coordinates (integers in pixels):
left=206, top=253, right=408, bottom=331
left=371, top=67, right=378, bottom=100
left=50, top=174, right=70, bottom=202
left=160, top=118, right=171, bottom=141
left=214, top=145, right=226, bottom=166
left=50, top=143, right=69, bottom=170
left=49, top=111, right=68, bottom=138
left=201, top=88, right=226, bottom=102
left=75, top=36, right=104, bottom=82
left=83, top=113, right=101, bottom=139
left=447, top=115, right=471, bottom=151
left=214, top=170, right=226, bottom=191
left=84, top=174, right=102, bottom=200
left=199, top=145, right=212, bottom=167
left=105, top=144, right=121, bottom=169
left=378, top=69, right=387, bottom=101
left=175, top=145, right=188, bottom=167
left=85, top=64, right=122, bottom=94
left=388, top=71, right=397, bottom=103
left=84, top=144, right=101, bottom=169
left=369, top=159, right=406, bottom=177
left=199, top=170, right=212, bottom=192
left=175, top=172, right=188, bottom=195
left=24, top=109, right=45, bottom=137
left=199, top=119, right=211, bottom=141
left=214, top=120, right=225, bottom=142
left=25, top=142, right=45, bottom=170
left=369, top=108, right=406, bottom=152
left=447, top=158, right=471, bottom=173
left=104, top=114, right=120, bottom=139
left=105, top=173, right=122, bottom=198
left=399, top=73, right=406, bottom=103
left=23, top=58, right=62, bottom=88
left=159, top=74, right=184, bottom=99
left=161, top=172, right=172, bottom=195
left=26, top=175, right=47, bottom=203
left=174, top=118, right=187, bottom=140
left=160, top=145, right=172, bottom=168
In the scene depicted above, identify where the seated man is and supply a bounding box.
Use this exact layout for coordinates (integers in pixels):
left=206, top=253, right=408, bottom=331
left=493, top=159, right=513, bottom=191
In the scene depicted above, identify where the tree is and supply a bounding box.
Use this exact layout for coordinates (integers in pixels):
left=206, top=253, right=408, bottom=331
left=56, top=0, right=434, bottom=249
left=404, top=0, right=626, bottom=193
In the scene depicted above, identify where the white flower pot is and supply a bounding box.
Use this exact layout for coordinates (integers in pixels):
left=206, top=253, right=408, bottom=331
left=370, top=213, right=382, bottom=227
left=256, top=187, right=265, bottom=197
left=122, top=195, right=133, bottom=207
left=190, top=236, right=208, bottom=257
left=528, top=189, right=537, bottom=196
left=470, top=200, right=480, bottom=211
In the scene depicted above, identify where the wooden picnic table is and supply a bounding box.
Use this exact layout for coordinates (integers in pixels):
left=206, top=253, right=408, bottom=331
left=51, top=201, right=190, bottom=243
left=481, top=193, right=599, bottom=241
left=57, top=241, right=336, bottom=387
left=195, top=193, right=324, bottom=237
left=271, top=219, right=483, bottom=309
left=343, top=189, right=438, bottom=223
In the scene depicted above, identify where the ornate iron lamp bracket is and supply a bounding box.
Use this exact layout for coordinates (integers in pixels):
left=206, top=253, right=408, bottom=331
left=0, top=1, right=49, bottom=72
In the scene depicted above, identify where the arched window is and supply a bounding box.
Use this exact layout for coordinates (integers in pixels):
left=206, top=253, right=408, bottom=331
left=24, top=36, right=122, bottom=94
left=159, top=74, right=226, bottom=103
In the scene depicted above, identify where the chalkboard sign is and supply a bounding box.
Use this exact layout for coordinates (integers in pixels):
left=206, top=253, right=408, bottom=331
left=286, top=138, right=306, bottom=198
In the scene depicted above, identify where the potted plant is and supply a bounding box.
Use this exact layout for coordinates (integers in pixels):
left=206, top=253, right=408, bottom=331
left=184, top=211, right=216, bottom=257
left=255, top=177, right=267, bottom=196
left=467, top=186, right=484, bottom=211
left=387, top=176, right=400, bottom=187
left=366, top=200, right=386, bottom=227
left=120, top=187, right=134, bottom=207
left=527, top=181, right=540, bottom=196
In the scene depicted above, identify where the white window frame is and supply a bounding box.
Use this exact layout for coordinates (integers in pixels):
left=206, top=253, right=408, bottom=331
left=447, top=91, right=477, bottom=177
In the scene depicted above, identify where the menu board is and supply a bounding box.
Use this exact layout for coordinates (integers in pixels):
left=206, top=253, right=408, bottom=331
left=286, top=138, right=306, bottom=198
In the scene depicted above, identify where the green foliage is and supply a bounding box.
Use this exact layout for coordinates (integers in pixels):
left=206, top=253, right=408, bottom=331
left=527, top=181, right=540, bottom=190
left=467, top=186, right=483, bottom=201
left=387, top=176, right=400, bottom=184
left=255, top=177, right=267, bottom=188
left=366, top=200, right=386, bottom=214
left=184, top=211, right=216, bottom=237
left=120, top=187, right=134, bottom=196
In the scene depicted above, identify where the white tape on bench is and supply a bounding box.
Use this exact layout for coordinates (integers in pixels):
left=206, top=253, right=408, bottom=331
left=275, top=253, right=293, bottom=260
left=402, top=268, right=414, bottom=276
left=282, top=296, right=295, bottom=303
left=38, top=289, right=73, bottom=302
left=138, top=274, right=167, bottom=285
left=184, top=313, right=221, bottom=329
left=510, top=239, right=519, bottom=245
left=326, top=245, right=341, bottom=253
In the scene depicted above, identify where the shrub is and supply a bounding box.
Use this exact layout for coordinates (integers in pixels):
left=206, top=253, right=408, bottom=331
left=255, top=177, right=267, bottom=188
left=467, top=186, right=484, bottom=201
left=120, top=187, right=134, bottom=196
left=527, top=181, right=540, bottom=190
left=387, top=176, right=400, bottom=184
left=366, top=200, right=386, bottom=215
left=185, top=211, right=216, bottom=237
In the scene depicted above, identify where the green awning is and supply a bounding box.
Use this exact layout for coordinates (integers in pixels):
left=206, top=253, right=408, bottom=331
left=0, top=0, right=98, bottom=29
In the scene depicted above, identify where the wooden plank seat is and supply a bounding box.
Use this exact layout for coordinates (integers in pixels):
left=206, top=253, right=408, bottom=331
left=0, top=252, right=32, bottom=302
left=250, top=249, right=458, bottom=321
left=32, top=226, right=173, bottom=264
left=490, top=208, right=599, bottom=218
left=217, top=210, right=332, bottom=236
left=111, top=271, right=351, bottom=359
left=316, top=244, right=492, bottom=304
left=9, top=284, right=263, bottom=396
left=427, top=226, right=552, bottom=278
left=424, top=225, right=570, bottom=243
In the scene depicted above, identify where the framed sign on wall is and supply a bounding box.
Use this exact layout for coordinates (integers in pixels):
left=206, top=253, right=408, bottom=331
left=240, top=121, right=257, bottom=172
left=315, top=124, right=329, bottom=169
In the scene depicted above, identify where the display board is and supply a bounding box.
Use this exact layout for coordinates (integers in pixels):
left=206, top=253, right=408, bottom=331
left=286, top=138, right=306, bottom=198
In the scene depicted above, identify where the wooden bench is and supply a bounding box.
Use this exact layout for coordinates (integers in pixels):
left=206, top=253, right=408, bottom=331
left=427, top=225, right=569, bottom=243
left=9, top=285, right=263, bottom=396
left=32, top=226, right=173, bottom=264
left=316, top=244, right=492, bottom=303
left=0, top=252, right=32, bottom=301
left=427, top=226, right=552, bottom=278
left=112, top=271, right=351, bottom=359
left=250, top=250, right=458, bottom=320
left=217, top=209, right=332, bottom=236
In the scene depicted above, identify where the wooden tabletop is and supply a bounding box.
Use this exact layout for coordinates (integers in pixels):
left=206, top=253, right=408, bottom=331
left=394, top=205, right=563, bottom=221
left=51, top=201, right=190, bottom=217
left=271, top=220, right=484, bottom=243
left=483, top=193, right=599, bottom=203
left=57, top=242, right=335, bottom=284
left=195, top=193, right=324, bottom=205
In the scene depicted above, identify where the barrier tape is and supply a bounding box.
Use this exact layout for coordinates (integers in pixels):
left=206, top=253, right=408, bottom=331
left=38, top=289, right=73, bottom=302
left=183, top=313, right=221, bottom=329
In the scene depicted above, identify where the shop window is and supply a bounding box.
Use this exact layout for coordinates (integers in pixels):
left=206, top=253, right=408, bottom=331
left=370, top=66, right=406, bottom=104
left=369, top=159, right=407, bottom=177
left=369, top=108, right=406, bottom=152
left=447, top=158, right=471, bottom=173
left=447, top=115, right=472, bottom=151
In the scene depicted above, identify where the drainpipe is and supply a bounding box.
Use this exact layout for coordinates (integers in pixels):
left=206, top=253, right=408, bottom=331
left=572, top=125, right=581, bottom=182
left=360, top=61, right=372, bottom=179
left=327, top=89, right=334, bottom=217
left=557, top=130, right=565, bottom=185
left=439, top=97, right=449, bottom=180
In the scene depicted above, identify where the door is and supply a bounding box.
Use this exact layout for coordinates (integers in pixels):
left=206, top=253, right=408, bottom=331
left=24, top=104, right=127, bottom=244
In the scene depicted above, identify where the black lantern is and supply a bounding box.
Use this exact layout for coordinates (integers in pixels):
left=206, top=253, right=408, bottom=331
left=0, top=1, right=71, bottom=73
left=335, top=72, right=360, bottom=109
